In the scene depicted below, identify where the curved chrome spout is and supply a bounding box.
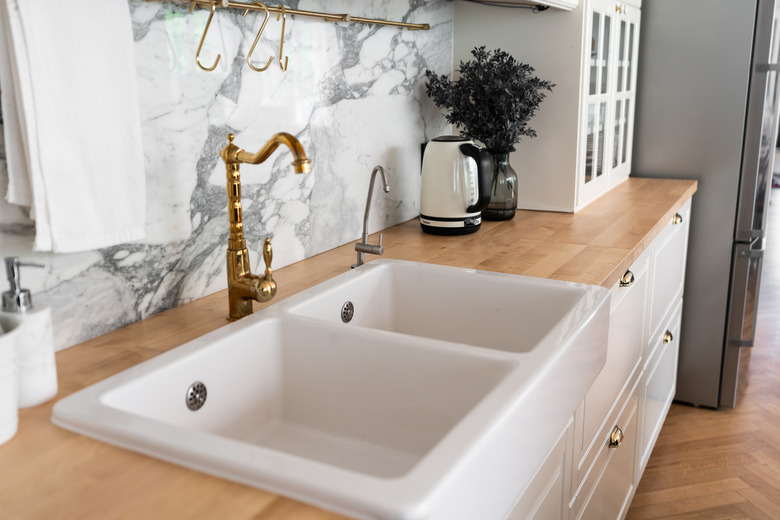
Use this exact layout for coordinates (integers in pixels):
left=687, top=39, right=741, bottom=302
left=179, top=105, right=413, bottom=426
left=353, top=165, right=390, bottom=268
left=220, top=132, right=311, bottom=320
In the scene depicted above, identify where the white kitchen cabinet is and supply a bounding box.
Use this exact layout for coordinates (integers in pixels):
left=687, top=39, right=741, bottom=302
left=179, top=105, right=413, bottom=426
left=503, top=201, right=692, bottom=520
left=506, top=419, right=574, bottom=520
left=636, top=199, right=690, bottom=478
left=571, top=247, right=648, bottom=519
left=638, top=301, right=682, bottom=476
left=580, top=0, right=641, bottom=207
left=576, top=380, right=639, bottom=520
left=453, top=0, right=641, bottom=212
left=646, top=200, right=691, bottom=345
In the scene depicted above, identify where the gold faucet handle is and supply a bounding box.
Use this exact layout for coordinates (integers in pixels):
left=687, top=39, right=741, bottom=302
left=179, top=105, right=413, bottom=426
left=257, top=237, right=277, bottom=301
left=263, top=237, right=273, bottom=278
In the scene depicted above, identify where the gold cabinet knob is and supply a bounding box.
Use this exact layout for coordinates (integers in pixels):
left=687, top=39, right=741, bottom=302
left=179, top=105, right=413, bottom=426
left=663, top=330, right=673, bottom=344
left=673, top=213, right=684, bottom=225
left=619, top=270, right=635, bottom=287
left=609, top=426, right=624, bottom=448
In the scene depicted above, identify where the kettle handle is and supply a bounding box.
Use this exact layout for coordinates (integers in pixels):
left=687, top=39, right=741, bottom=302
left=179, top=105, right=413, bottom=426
left=460, top=144, right=493, bottom=213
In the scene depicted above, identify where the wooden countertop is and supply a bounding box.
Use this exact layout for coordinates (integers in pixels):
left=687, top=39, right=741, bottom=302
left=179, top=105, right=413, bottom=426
left=0, top=178, right=696, bottom=520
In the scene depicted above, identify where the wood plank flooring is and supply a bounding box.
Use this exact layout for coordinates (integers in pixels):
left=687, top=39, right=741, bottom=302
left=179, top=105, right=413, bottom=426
left=626, top=189, right=780, bottom=519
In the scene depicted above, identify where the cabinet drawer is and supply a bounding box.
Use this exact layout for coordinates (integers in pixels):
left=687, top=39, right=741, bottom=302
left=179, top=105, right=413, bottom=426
left=648, top=199, right=690, bottom=340
left=575, top=380, right=638, bottom=520
left=639, top=299, right=682, bottom=476
left=580, top=246, right=649, bottom=467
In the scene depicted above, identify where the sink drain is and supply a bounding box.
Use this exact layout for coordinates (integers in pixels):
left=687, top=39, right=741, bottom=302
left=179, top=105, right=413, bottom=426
left=186, top=381, right=207, bottom=411
left=341, top=301, right=354, bottom=323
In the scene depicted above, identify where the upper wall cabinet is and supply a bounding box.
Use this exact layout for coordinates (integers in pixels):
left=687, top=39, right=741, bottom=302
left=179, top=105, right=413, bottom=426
left=453, top=0, right=641, bottom=212
left=581, top=0, right=641, bottom=207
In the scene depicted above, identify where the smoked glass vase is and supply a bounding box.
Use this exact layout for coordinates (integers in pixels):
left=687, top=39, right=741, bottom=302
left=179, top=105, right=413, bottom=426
left=482, top=152, right=517, bottom=221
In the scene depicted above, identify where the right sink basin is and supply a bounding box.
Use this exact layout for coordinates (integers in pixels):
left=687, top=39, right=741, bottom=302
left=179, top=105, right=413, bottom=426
left=283, top=259, right=608, bottom=354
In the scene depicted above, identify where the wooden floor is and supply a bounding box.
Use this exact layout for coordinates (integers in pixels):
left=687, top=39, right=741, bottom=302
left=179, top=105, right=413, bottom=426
left=626, top=189, right=780, bottom=519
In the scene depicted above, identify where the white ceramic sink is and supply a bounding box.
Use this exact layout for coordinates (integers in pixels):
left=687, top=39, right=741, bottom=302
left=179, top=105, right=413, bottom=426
left=53, top=260, right=610, bottom=520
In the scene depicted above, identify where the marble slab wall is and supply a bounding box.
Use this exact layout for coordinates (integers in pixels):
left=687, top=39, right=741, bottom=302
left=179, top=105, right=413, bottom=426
left=0, top=0, right=452, bottom=350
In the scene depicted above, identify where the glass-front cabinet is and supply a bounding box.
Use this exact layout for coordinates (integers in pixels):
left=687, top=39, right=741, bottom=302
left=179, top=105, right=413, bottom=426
left=581, top=0, right=641, bottom=207
left=453, top=0, right=642, bottom=212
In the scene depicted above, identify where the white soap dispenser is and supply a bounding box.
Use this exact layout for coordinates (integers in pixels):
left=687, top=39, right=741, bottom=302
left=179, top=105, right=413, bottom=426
left=2, top=257, right=58, bottom=408
left=0, top=314, right=19, bottom=445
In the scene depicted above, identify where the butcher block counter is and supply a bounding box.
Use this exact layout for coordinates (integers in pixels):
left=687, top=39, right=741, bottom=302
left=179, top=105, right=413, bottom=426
left=0, top=178, right=696, bottom=520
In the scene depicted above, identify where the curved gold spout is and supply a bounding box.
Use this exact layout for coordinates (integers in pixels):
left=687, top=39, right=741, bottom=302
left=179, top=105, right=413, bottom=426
left=220, top=132, right=311, bottom=320
left=220, top=132, right=311, bottom=173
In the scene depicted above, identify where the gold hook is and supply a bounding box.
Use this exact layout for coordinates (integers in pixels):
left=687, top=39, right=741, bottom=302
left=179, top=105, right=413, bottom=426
left=190, top=1, right=221, bottom=72
left=276, top=4, right=289, bottom=71
left=242, top=2, right=274, bottom=72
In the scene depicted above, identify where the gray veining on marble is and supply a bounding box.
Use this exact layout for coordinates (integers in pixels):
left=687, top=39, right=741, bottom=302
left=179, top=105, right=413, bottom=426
left=0, top=0, right=452, bottom=350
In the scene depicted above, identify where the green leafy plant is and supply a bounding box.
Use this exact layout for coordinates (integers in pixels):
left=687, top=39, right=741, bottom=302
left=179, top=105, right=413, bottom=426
left=425, top=46, right=554, bottom=153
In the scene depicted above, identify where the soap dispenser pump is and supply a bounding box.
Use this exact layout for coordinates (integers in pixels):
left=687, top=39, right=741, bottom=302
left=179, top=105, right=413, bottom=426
left=2, top=257, right=58, bottom=408
left=3, top=257, right=41, bottom=313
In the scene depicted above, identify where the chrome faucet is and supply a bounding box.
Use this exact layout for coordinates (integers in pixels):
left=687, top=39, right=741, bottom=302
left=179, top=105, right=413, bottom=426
left=220, top=132, right=311, bottom=320
left=353, top=165, right=390, bottom=268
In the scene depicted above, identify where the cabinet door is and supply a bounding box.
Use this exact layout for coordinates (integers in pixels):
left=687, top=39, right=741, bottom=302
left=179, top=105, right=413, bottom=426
left=580, top=0, right=641, bottom=207
left=609, top=3, right=640, bottom=183
left=576, top=247, right=648, bottom=497
left=576, top=384, right=638, bottom=520
left=648, top=200, right=691, bottom=342
left=639, top=301, right=682, bottom=476
left=507, top=419, right=573, bottom=520
left=580, top=0, right=615, bottom=205
left=581, top=249, right=648, bottom=458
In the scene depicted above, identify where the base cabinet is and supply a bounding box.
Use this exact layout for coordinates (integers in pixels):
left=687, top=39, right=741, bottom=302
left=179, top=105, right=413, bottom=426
left=576, top=383, right=638, bottom=520
left=507, top=419, right=574, bottom=520
left=504, top=201, right=691, bottom=520
left=638, top=302, right=682, bottom=475
left=638, top=199, right=690, bottom=478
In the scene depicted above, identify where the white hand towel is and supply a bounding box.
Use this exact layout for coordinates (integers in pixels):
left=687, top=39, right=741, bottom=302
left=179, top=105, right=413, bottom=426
left=0, top=0, right=145, bottom=253
left=0, top=0, right=33, bottom=208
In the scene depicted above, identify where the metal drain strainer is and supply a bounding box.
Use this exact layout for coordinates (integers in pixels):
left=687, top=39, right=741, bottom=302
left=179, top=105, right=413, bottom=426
left=341, top=301, right=354, bottom=323
left=186, top=381, right=207, bottom=411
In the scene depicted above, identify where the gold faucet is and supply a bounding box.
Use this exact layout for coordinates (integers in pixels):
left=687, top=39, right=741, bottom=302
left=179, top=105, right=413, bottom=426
left=220, top=132, right=311, bottom=320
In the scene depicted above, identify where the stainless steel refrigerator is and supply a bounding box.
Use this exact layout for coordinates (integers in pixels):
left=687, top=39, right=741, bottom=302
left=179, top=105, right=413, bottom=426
left=632, top=0, right=780, bottom=408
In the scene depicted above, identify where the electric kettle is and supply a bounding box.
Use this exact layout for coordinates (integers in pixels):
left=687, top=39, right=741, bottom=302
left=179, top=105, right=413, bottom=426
left=420, top=136, right=492, bottom=235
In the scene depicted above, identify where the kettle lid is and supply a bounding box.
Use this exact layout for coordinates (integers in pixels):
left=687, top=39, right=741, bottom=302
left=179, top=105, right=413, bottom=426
left=431, top=135, right=470, bottom=142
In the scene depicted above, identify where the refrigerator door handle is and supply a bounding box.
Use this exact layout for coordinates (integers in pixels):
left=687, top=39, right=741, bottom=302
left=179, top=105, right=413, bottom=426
left=737, top=248, right=765, bottom=258
left=756, top=63, right=780, bottom=72
left=726, top=245, right=765, bottom=347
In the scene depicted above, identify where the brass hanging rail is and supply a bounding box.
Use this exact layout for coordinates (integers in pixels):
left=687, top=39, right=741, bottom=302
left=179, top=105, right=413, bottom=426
left=153, top=0, right=430, bottom=31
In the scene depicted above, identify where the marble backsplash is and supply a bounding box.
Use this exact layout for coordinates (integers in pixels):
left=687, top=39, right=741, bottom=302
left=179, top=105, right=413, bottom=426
left=0, top=0, right=452, bottom=350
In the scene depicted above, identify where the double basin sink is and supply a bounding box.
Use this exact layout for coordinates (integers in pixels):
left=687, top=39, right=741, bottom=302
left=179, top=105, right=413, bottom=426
left=52, top=260, right=610, bottom=519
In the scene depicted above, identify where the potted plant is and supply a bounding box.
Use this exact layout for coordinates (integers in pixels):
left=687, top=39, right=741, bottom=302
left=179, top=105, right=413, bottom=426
left=425, top=46, right=554, bottom=220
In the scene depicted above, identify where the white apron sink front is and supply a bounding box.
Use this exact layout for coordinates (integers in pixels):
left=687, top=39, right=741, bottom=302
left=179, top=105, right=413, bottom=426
left=52, top=260, right=610, bottom=520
